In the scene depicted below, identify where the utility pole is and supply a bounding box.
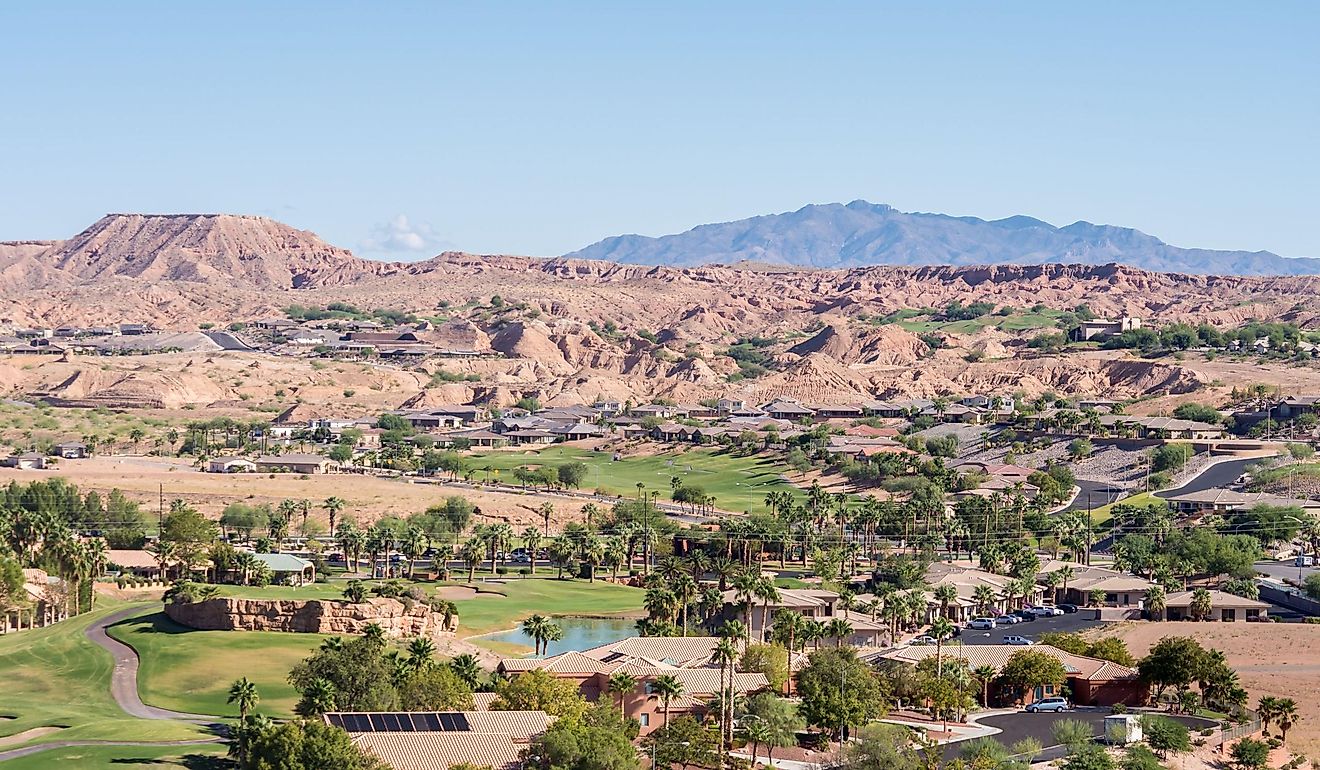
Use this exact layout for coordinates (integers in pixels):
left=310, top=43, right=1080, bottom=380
left=158, top=483, right=164, bottom=533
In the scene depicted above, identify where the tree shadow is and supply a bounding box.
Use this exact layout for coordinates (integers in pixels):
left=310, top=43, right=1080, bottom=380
left=109, top=753, right=234, bottom=768
left=107, top=610, right=196, bottom=636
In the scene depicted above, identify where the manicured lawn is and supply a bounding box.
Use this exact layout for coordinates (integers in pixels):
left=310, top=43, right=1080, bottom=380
left=1087, top=490, right=1165, bottom=527
left=467, top=446, right=801, bottom=512
left=107, top=609, right=327, bottom=719
left=0, top=600, right=211, bottom=747
left=452, top=577, right=645, bottom=636
left=0, top=743, right=228, bottom=770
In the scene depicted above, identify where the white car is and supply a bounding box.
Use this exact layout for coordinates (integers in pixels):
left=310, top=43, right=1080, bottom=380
left=1004, top=635, right=1034, bottom=645
left=911, top=635, right=937, bottom=645
left=968, top=617, right=997, bottom=630
left=1028, top=606, right=1063, bottom=617
left=995, top=615, right=1021, bottom=625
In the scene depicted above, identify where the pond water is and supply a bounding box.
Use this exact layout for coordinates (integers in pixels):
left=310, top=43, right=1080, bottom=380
left=484, top=616, right=638, bottom=657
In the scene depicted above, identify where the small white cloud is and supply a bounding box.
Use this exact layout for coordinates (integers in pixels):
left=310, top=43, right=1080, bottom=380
left=361, top=215, right=454, bottom=257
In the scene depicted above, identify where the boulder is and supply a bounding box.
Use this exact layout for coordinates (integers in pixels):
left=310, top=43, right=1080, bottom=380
left=165, top=596, right=454, bottom=639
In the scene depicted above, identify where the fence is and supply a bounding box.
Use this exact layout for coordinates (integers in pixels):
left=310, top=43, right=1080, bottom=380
left=1217, top=716, right=1262, bottom=747
left=1259, top=584, right=1320, bottom=617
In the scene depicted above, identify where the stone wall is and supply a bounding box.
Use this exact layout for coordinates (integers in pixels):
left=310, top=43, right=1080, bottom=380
left=165, top=596, right=454, bottom=639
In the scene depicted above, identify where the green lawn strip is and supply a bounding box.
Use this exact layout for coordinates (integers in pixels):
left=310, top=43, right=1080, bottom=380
left=0, top=600, right=209, bottom=747
left=467, top=446, right=801, bottom=513
left=0, top=743, right=227, bottom=770
left=1086, top=490, right=1165, bottom=528
left=451, top=578, right=645, bottom=637
left=106, top=608, right=325, bottom=719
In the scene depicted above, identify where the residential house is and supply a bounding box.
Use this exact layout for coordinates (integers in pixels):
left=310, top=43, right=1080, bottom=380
left=716, top=398, right=747, bottom=414
left=1037, top=562, right=1154, bottom=608
left=1162, top=489, right=1320, bottom=517
left=504, top=429, right=558, bottom=446
left=719, top=587, right=844, bottom=640
left=762, top=400, right=815, bottom=421
left=549, top=422, right=603, bottom=442
left=809, top=403, right=865, bottom=420
left=206, top=457, right=258, bottom=473
left=924, top=562, right=1038, bottom=621
left=253, top=453, right=337, bottom=474
left=871, top=643, right=1148, bottom=707
left=2, top=453, right=46, bottom=470
left=106, top=549, right=174, bottom=580
left=496, top=637, right=768, bottom=735
left=1162, top=590, right=1269, bottom=622
left=1072, top=317, right=1142, bottom=342
left=2, top=568, right=69, bottom=633
left=631, top=404, right=677, bottom=419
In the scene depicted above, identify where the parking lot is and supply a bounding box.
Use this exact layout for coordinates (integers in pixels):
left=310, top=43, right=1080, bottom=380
left=942, top=710, right=1216, bottom=762
left=956, top=610, right=1106, bottom=645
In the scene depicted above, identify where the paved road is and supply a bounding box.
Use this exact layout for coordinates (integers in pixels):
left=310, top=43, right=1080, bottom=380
left=1064, top=480, right=1124, bottom=513
left=1155, top=457, right=1258, bottom=499
left=1256, top=559, right=1317, bottom=582
left=85, top=607, right=219, bottom=722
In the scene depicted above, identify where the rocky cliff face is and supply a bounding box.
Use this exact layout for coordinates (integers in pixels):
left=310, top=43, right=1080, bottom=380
left=165, top=596, right=455, bottom=639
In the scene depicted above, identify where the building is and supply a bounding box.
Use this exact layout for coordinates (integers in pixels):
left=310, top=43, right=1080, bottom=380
left=327, top=711, right=550, bottom=770
left=1163, top=489, right=1320, bottom=516
left=207, top=457, right=258, bottom=473
left=1072, top=317, right=1142, bottom=342
left=1162, top=590, right=1269, bottom=622
left=2, top=568, right=69, bottom=633
left=496, top=637, right=768, bottom=735
left=253, top=453, right=337, bottom=474
left=1038, top=562, right=1155, bottom=608
left=762, top=400, right=815, bottom=421
left=871, top=643, right=1149, bottom=707
left=2, top=453, right=46, bottom=470
left=52, top=441, right=88, bottom=459
left=252, top=553, right=316, bottom=585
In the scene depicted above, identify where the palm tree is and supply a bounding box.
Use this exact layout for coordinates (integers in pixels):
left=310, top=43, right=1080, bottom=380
left=402, top=525, right=427, bottom=579
left=580, top=536, right=605, bottom=583
left=607, top=672, right=638, bottom=716
left=713, top=636, right=738, bottom=751
left=930, top=616, right=956, bottom=678
left=1275, top=698, right=1299, bottom=742
left=1189, top=587, right=1213, bottom=621
left=1145, top=585, right=1167, bottom=621
left=406, top=636, right=436, bottom=671
left=649, top=673, right=684, bottom=728
left=826, top=617, right=852, bottom=648
left=459, top=538, right=483, bottom=583
left=82, top=538, right=108, bottom=610
left=234, top=551, right=258, bottom=586
left=672, top=573, right=698, bottom=634
left=754, top=576, right=782, bottom=643
left=771, top=609, right=807, bottom=695
left=522, top=614, right=551, bottom=655
left=973, top=664, right=998, bottom=707
left=710, top=556, right=740, bottom=592
left=227, top=677, right=260, bottom=720
left=732, top=572, right=759, bottom=646
left=1258, top=696, right=1281, bottom=735
left=742, top=716, right=772, bottom=767
left=449, top=654, right=482, bottom=690
left=933, top=584, right=958, bottom=620
left=294, top=677, right=337, bottom=717
left=322, top=497, right=346, bottom=538
left=972, top=585, right=997, bottom=616
left=603, top=537, right=627, bottom=582
left=522, top=527, right=543, bottom=574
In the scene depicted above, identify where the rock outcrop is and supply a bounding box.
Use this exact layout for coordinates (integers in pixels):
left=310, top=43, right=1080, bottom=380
left=165, top=597, right=455, bottom=639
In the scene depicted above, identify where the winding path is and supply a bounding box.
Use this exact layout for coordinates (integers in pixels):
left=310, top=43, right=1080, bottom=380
left=0, top=606, right=225, bottom=763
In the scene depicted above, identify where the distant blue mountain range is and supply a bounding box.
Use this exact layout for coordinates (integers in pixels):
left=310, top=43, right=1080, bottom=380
left=565, top=200, right=1319, bottom=276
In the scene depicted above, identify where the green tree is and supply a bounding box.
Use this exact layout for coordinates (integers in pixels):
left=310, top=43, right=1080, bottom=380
left=243, top=718, right=389, bottom=770
left=287, top=635, right=397, bottom=712
left=1140, top=716, right=1190, bottom=758
left=739, top=643, right=790, bottom=693
left=1138, top=636, right=1206, bottom=702
left=643, top=715, right=720, bottom=769
left=530, top=703, right=640, bottom=770
left=396, top=665, right=475, bottom=711
left=227, top=677, right=260, bottom=721
left=739, top=692, right=806, bottom=767
left=999, top=650, right=1067, bottom=705
left=492, top=669, right=588, bottom=720
left=796, top=647, right=889, bottom=739
left=159, top=501, right=219, bottom=575
left=648, top=673, right=684, bottom=728
left=1121, top=745, right=1164, bottom=770
left=1062, top=744, right=1115, bottom=770
left=1229, top=737, right=1270, bottom=770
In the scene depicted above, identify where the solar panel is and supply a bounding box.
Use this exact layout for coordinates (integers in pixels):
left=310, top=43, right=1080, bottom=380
left=382, top=713, right=403, bottom=731
left=325, top=713, right=346, bottom=729
left=369, top=714, right=388, bottom=731
left=416, top=713, right=441, bottom=731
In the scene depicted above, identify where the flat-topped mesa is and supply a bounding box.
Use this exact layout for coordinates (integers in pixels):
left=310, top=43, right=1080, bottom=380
left=42, top=213, right=394, bottom=289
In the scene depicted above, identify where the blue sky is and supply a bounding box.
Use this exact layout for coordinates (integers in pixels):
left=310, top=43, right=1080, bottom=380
left=2, top=2, right=1316, bottom=260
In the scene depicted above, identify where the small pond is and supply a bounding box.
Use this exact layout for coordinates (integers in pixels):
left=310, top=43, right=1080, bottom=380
left=484, top=616, right=638, bottom=657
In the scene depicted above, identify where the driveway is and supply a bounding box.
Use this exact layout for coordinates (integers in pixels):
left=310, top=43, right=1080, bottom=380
left=956, top=611, right=1105, bottom=646
left=1154, top=457, right=1257, bottom=499
left=943, top=710, right=1216, bottom=762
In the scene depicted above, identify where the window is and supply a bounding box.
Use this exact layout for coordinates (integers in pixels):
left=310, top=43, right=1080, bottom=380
left=640, top=714, right=650, bottom=727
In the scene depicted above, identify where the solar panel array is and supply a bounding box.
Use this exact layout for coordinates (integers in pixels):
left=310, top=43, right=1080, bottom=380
left=326, top=712, right=472, bottom=733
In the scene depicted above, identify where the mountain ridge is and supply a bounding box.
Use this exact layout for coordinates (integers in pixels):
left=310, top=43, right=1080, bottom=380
left=564, top=200, right=1318, bottom=276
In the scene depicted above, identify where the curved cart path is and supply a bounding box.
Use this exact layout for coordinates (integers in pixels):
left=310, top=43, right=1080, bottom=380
left=0, top=606, right=224, bottom=763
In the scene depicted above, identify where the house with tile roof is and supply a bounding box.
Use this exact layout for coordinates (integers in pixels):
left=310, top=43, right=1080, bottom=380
left=1162, top=589, right=1269, bottom=622
left=870, top=643, right=1148, bottom=707
left=496, top=637, right=769, bottom=735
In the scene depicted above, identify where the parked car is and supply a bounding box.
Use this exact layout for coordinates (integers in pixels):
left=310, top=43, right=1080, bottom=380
left=1025, top=696, right=1070, bottom=713
left=912, top=635, right=937, bottom=645
left=1012, top=609, right=1037, bottom=622
left=1029, top=606, right=1064, bottom=617
left=994, top=615, right=1020, bottom=625
left=1004, top=635, right=1034, bottom=645
left=1056, top=603, right=1079, bottom=614
left=968, top=617, right=997, bottom=630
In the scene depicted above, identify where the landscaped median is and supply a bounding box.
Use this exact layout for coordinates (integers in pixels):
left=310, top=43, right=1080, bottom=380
left=0, top=600, right=214, bottom=750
